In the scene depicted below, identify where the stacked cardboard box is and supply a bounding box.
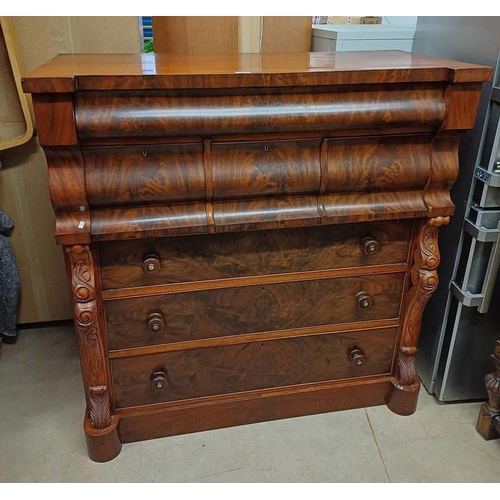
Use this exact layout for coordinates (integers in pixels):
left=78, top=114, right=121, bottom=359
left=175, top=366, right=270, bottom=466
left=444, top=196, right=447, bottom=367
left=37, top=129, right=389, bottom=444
left=312, top=16, right=382, bottom=25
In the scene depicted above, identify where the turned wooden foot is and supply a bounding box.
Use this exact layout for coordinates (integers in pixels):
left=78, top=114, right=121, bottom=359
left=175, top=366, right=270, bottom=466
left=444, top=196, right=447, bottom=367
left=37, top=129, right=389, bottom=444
left=84, top=415, right=122, bottom=462
left=477, top=340, right=500, bottom=440
left=386, top=379, right=420, bottom=416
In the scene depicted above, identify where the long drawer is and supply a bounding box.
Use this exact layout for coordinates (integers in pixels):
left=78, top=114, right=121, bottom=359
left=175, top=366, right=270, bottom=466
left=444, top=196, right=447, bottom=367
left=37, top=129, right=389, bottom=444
left=111, top=327, right=398, bottom=408
left=99, top=220, right=412, bottom=290
left=105, top=273, right=405, bottom=350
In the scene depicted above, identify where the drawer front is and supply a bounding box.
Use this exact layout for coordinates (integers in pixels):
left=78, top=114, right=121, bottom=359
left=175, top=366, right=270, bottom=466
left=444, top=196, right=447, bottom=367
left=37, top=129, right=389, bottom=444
left=83, top=144, right=205, bottom=207
left=105, top=273, right=405, bottom=349
left=326, top=136, right=432, bottom=193
left=99, top=220, right=413, bottom=290
left=75, top=88, right=445, bottom=140
left=211, top=139, right=321, bottom=200
left=111, top=327, right=398, bottom=408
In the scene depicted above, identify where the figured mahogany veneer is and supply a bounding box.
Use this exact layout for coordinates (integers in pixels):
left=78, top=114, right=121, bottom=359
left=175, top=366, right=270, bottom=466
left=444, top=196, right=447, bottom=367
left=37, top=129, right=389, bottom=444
left=112, top=328, right=398, bottom=408
left=98, top=220, right=412, bottom=289
left=105, top=273, right=405, bottom=349
left=75, top=86, right=447, bottom=140
left=22, top=52, right=491, bottom=462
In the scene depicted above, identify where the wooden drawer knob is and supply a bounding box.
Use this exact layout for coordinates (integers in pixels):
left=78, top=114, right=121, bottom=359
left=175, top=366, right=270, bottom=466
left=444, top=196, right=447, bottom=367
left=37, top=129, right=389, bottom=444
left=360, top=237, right=380, bottom=256
left=348, top=347, right=366, bottom=367
left=356, top=292, right=372, bottom=309
left=143, top=254, right=160, bottom=273
left=151, top=371, right=168, bottom=391
left=147, top=312, right=165, bottom=333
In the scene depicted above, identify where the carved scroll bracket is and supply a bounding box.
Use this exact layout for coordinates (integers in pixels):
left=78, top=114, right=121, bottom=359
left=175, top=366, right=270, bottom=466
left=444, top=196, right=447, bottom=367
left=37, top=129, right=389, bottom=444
left=394, top=216, right=449, bottom=389
left=66, top=245, right=112, bottom=430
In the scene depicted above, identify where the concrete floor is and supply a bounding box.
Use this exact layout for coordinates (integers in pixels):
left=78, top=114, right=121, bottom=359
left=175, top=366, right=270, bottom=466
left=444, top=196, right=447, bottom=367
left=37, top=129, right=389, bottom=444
left=1, top=323, right=500, bottom=482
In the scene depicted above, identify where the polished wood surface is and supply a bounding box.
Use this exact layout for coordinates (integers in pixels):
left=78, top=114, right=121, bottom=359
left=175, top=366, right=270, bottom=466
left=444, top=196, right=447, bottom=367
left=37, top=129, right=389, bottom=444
left=387, top=216, right=448, bottom=415
left=84, top=144, right=205, bottom=206
left=105, top=273, right=405, bottom=350
left=79, top=129, right=461, bottom=240
left=118, top=377, right=392, bottom=443
left=22, top=52, right=492, bottom=93
left=75, top=87, right=446, bottom=140
left=32, top=94, right=78, bottom=146
left=112, top=328, right=397, bottom=407
left=98, top=220, right=412, bottom=289
left=24, top=52, right=491, bottom=461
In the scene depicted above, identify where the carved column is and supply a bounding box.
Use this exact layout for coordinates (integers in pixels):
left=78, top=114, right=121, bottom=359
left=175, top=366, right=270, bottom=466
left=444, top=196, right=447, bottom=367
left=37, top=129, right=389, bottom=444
left=387, top=216, right=449, bottom=415
left=65, top=244, right=121, bottom=461
left=477, top=341, right=500, bottom=440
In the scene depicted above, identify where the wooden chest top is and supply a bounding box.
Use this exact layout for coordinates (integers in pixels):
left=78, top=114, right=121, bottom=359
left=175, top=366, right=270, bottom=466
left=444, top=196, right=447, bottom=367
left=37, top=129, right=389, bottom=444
left=22, top=51, right=491, bottom=92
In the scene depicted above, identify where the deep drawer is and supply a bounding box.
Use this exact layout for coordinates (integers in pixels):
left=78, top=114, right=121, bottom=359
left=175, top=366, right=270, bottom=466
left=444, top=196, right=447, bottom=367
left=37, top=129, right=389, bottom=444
left=111, top=327, right=398, bottom=408
left=98, top=220, right=412, bottom=290
left=105, top=273, right=405, bottom=350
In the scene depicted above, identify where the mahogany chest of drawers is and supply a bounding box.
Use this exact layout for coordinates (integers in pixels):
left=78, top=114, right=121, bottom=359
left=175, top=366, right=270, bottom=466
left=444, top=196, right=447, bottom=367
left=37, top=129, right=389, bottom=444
left=22, top=51, right=491, bottom=462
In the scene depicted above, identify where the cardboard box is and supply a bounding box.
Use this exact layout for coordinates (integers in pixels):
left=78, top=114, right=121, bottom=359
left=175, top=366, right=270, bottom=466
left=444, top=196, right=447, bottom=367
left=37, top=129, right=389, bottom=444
left=327, top=17, right=362, bottom=25
left=360, top=17, right=382, bottom=24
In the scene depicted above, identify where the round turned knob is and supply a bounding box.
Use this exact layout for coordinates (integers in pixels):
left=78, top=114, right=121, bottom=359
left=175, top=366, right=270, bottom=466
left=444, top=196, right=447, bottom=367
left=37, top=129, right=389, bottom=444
left=143, top=254, right=160, bottom=273
left=147, top=312, right=165, bottom=333
left=356, top=292, right=372, bottom=310
left=348, top=347, right=366, bottom=367
left=151, top=371, right=168, bottom=391
left=360, top=237, right=380, bottom=256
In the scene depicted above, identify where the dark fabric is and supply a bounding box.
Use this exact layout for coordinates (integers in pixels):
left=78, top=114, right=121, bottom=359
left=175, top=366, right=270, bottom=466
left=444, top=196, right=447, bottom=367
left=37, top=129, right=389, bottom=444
left=0, top=210, right=20, bottom=337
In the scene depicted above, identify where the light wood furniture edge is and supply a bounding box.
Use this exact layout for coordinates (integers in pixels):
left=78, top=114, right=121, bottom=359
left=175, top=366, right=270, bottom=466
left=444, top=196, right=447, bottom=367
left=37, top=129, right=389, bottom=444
left=0, top=17, right=34, bottom=151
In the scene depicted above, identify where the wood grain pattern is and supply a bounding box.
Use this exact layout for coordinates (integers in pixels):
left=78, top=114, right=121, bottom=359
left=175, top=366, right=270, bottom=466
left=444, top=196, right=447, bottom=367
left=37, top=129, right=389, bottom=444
left=118, top=377, right=391, bottom=443
left=75, top=87, right=446, bottom=140
left=21, top=52, right=493, bottom=93
left=105, top=273, right=405, bottom=350
left=84, top=416, right=121, bottom=463
left=101, top=265, right=409, bottom=301
left=32, top=93, right=77, bottom=146
left=84, top=144, right=205, bottom=207
left=213, top=195, right=321, bottom=231
left=399, top=217, right=448, bottom=358
left=444, top=83, right=484, bottom=130
left=326, top=135, right=432, bottom=193
left=90, top=203, right=208, bottom=240
left=211, top=139, right=322, bottom=199
left=81, top=133, right=448, bottom=238
left=261, top=17, right=312, bottom=53
left=55, top=212, right=92, bottom=245
left=423, top=135, right=460, bottom=216
left=152, top=16, right=238, bottom=54
left=23, top=52, right=490, bottom=461
left=98, top=220, right=413, bottom=290
left=203, top=138, right=215, bottom=232
left=64, top=245, right=112, bottom=429
left=89, top=193, right=430, bottom=239
left=322, top=190, right=429, bottom=223
left=387, top=216, right=448, bottom=415
left=429, top=136, right=460, bottom=188
left=45, top=146, right=88, bottom=214
left=108, top=319, right=401, bottom=359
left=111, top=328, right=398, bottom=407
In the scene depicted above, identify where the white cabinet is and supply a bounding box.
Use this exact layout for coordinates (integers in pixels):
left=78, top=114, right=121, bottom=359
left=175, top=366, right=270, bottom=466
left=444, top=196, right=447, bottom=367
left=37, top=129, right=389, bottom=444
left=311, top=25, right=416, bottom=52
